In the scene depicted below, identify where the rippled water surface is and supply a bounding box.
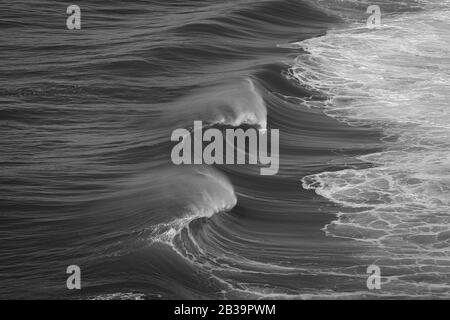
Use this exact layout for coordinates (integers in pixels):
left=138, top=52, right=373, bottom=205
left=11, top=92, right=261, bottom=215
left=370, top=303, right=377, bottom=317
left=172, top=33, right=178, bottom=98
left=0, top=0, right=448, bottom=299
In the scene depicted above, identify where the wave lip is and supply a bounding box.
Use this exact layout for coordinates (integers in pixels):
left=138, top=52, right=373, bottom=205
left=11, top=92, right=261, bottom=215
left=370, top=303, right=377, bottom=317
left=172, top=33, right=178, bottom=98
left=165, top=78, right=267, bottom=130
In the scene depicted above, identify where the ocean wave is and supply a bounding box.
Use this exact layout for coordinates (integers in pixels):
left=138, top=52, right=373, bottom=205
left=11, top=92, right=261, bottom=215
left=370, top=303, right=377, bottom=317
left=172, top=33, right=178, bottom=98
left=133, top=166, right=238, bottom=246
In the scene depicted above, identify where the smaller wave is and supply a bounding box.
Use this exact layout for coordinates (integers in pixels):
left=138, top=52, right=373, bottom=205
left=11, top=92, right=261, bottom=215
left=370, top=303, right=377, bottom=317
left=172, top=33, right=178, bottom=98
left=146, top=167, right=237, bottom=246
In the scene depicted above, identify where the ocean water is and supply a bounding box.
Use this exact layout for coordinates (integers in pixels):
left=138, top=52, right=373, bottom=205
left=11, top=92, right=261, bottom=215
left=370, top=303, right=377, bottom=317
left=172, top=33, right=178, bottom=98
left=0, top=0, right=448, bottom=299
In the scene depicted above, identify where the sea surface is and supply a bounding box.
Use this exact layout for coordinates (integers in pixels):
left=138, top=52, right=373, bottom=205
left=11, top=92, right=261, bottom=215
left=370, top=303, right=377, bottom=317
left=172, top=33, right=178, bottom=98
left=0, top=0, right=449, bottom=299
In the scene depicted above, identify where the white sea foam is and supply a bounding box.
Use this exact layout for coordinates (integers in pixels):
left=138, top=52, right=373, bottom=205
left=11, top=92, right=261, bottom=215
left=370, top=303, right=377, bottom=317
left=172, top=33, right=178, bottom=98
left=296, top=1, right=450, bottom=296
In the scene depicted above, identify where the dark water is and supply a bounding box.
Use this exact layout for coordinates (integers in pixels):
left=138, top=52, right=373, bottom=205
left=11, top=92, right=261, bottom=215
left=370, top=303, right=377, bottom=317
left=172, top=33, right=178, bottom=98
left=1, top=0, right=449, bottom=299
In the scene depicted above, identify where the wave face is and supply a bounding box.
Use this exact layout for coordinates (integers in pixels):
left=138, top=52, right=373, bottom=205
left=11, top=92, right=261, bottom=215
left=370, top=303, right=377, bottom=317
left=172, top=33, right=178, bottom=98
left=298, top=0, right=450, bottom=297
left=0, top=0, right=448, bottom=299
